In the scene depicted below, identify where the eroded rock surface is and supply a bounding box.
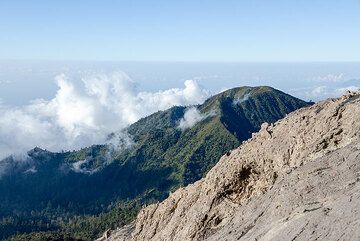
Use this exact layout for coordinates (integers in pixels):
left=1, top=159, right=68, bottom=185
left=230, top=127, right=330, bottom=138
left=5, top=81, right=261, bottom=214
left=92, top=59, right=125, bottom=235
left=108, top=90, right=360, bottom=241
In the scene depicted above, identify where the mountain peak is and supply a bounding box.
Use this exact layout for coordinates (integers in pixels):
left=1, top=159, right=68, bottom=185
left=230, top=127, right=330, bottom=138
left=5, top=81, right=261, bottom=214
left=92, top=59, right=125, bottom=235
left=201, top=86, right=307, bottom=112
left=0, top=86, right=311, bottom=240
left=109, top=89, right=360, bottom=240
left=215, top=86, right=278, bottom=98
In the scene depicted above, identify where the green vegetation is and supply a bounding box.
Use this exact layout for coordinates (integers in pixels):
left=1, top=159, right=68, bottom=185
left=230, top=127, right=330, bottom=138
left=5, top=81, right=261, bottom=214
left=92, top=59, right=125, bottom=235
left=5, top=200, right=140, bottom=241
left=0, top=86, right=310, bottom=240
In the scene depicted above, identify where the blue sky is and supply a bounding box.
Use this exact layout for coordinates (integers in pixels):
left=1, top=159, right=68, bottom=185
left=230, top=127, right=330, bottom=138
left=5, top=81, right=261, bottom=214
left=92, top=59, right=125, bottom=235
left=0, top=0, right=360, bottom=61
left=1, top=1, right=360, bottom=157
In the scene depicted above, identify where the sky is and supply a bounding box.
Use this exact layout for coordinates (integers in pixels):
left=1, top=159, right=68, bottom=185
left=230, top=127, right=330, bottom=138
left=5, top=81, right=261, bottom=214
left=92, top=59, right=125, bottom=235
left=0, top=0, right=360, bottom=61
left=1, top=1, right=360, bottom=159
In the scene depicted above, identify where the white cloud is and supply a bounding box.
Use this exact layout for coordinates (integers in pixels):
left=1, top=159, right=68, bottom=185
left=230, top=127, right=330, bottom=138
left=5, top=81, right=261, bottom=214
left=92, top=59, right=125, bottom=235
left=335, top=86, right=359, bottom=95
left=71, top=159, right=97, bottom=174
left=310, top=86, right=328, bottom=96
left=297, top=85, right=360, bottom=101
left=0, top=153, right=33, bottom=178
left=0, top=72, right=211, bottom=160
left=178, top=107, right=216, bottom=130
left=313, top=73, right=346, bottom=82
left=233, top=93, right=251, bottom=105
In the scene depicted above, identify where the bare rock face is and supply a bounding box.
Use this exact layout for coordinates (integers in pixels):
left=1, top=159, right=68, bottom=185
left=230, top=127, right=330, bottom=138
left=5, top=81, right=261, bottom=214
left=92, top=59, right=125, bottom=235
left=109, top=90, right=360, bottom=241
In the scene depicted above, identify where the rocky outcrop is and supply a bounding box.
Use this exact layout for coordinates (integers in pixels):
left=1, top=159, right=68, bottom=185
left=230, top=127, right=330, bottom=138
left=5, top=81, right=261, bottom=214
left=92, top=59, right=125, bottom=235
left=109, top=90, right=360, bottom=241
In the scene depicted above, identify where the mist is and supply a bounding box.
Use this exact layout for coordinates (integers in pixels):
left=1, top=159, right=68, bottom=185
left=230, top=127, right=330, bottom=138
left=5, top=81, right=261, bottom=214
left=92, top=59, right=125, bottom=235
left=178, top=107, right=216, bottom=130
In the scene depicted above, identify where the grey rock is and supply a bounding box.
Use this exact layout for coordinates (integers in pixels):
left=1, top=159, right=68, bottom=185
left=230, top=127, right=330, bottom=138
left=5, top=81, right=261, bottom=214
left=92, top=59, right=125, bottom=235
left=108, top=90, right=360, bottom=241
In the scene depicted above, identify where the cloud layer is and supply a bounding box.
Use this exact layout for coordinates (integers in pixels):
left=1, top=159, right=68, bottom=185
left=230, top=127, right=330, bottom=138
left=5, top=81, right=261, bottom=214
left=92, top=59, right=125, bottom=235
left=178, top=107, right=216, bottom=130
left=292, top=84, right=360, bottom=101
left=0, top=72, right=211, bottom=159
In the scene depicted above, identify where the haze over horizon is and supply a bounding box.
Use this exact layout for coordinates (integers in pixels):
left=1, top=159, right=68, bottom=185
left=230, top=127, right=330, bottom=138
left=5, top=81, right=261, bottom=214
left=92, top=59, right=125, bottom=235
left=1, top=1, right=360, bottom=159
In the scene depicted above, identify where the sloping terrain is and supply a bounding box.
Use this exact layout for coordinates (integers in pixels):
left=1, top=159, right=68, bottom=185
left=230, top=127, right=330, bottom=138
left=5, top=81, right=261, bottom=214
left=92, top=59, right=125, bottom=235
left=108, top=90, right=360, bottom=241
left=0, top=86, right=309, bottom=240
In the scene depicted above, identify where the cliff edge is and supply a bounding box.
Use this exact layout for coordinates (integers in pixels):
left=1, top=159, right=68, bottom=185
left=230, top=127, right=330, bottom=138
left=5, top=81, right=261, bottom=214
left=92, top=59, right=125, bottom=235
left=107, top=90, right=360, bottom=241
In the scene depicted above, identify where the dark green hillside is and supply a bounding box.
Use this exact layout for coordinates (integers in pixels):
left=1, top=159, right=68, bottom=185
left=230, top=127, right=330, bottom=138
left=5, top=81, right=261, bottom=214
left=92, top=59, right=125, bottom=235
left=0, top=86, right=310, bottom=240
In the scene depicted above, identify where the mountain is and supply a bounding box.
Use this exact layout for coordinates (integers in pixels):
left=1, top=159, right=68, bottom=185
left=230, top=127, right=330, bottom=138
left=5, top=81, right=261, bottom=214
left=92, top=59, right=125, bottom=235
left=0, top=86, right=310, bottom=240
left=107, top=90, right=360, bottom=241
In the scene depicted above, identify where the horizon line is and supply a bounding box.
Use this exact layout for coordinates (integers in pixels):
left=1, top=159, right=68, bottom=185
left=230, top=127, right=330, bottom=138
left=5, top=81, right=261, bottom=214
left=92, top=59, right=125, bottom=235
left=1, top=59, right=360, bottom=64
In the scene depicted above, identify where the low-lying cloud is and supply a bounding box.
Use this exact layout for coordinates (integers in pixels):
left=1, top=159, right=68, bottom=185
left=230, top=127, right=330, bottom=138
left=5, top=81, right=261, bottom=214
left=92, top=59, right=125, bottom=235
left=0, top=153, right=34, bottom=178
left=300, top=85, right=360, bottom=101
left=178, top=107, right=216, bottom=130
left=0, top=72, right=211, bottom=160
left=313, top=73, right=346, bottom=83
left=233, top=93, right=251, bottom=105
left=71, top=159, right=98, bottom=174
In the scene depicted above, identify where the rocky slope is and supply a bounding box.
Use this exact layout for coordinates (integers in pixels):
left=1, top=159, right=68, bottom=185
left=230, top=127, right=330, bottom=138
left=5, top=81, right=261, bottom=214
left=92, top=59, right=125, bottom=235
left=107, top=90, right=360, bottom=241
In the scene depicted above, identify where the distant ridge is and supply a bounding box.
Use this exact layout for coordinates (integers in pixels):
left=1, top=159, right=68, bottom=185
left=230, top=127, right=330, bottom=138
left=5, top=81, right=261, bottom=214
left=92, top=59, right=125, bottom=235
left=1, top=86, right=310, bottom=240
